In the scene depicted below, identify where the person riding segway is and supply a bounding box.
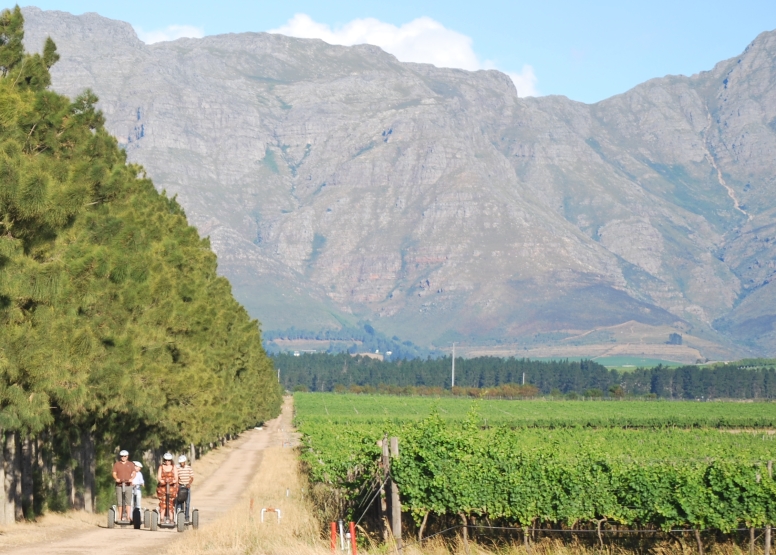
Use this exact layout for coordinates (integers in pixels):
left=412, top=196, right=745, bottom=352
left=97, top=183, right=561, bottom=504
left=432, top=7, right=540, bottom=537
left=176, top=455, right=194, bottom=522
left=156, top=453, right=179, bottom=525
left=131, top=461, right=145, bottom=529
left=111, top=450, right=136, bottom=525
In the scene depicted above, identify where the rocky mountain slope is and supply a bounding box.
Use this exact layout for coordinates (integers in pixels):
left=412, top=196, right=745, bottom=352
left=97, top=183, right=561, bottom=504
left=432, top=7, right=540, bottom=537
left=21, top=7, right=776, bottom=359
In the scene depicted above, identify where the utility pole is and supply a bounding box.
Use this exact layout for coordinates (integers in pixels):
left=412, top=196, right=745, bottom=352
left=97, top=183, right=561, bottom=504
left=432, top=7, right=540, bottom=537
left=452, top=343, right=456, bottom=388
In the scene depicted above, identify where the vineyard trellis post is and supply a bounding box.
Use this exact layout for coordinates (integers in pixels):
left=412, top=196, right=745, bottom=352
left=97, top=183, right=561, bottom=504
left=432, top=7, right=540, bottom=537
left=751, top=527, right=756, bottom=555
left=694, top=529, right=704, bottom=555
left=460, top=513, right=470, bottom=554
left=389, top=436, right=402, bottom=550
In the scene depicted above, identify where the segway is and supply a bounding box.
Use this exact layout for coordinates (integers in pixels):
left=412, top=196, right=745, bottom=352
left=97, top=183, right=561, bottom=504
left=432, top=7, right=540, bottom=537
left=108, top=483, right=139, bottom=528
left=176, top=485, right=200, bottom=530
left=149, top=482, right=198, bottom=532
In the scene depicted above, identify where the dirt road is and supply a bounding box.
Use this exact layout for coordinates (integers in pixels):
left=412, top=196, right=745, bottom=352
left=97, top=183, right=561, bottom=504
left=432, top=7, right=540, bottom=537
left=3, top=400, right=291, bottom=555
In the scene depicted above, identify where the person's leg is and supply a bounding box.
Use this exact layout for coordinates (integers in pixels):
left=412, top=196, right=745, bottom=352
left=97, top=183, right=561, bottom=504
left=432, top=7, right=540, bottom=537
left=170, top=486, right=178, bottom=517
left=185, top=487, right=191, bottom=520
left=171, top=486, right=179, bottom=520
left=123, top=486, right=132, bottom=521
left=156, top=484, right=166, bottom=517
left=115, top=485, right=122, bottom=519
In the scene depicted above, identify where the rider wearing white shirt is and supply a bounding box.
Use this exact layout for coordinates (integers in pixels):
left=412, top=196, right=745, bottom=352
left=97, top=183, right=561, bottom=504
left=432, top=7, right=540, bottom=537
left=131, top=461, right=145, bottom=510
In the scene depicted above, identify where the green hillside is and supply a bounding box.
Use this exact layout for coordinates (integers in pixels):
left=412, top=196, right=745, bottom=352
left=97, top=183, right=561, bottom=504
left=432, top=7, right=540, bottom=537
left=0, top=7, right=281, bottom=518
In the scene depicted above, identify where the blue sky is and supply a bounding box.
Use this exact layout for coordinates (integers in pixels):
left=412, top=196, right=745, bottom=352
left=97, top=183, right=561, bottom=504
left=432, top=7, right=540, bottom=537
left=21, top=1, right=776, bottom=103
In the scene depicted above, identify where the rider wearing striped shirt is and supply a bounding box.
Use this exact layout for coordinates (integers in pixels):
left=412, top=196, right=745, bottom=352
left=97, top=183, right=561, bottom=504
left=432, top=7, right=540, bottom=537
left=177, top=455, right=194, bottom=521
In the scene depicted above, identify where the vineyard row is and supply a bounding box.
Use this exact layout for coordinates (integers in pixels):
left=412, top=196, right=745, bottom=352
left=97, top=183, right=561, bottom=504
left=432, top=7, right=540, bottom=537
left=299, top=414, right=776, bottom=532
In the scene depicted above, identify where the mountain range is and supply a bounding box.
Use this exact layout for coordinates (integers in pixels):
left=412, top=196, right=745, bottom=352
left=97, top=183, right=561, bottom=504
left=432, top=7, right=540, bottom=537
left=21, top=7, right=776, bottom=361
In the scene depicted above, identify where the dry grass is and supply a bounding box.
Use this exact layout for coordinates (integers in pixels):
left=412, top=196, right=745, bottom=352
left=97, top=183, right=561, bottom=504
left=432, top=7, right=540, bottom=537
left=171, top=444, right=326, bottom=554
left=375, top=535, right=758, bottom=555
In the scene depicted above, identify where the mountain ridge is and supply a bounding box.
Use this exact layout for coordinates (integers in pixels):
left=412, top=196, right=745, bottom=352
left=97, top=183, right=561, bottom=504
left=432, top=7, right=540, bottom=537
left=21, top=6, right=776, bottom=359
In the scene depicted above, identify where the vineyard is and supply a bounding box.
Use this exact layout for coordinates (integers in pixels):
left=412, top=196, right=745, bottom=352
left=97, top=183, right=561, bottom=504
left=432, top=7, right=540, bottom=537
left=295, top=393, right=776, bottom=546
left=295, top=392, right=776, bottom=427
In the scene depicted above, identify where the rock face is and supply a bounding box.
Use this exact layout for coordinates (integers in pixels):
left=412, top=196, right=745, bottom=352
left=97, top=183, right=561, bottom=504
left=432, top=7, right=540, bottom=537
left=21, top=7, right=776, bottom=357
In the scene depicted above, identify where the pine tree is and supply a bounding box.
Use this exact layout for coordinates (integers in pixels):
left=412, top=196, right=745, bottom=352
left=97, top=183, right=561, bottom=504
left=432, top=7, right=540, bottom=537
left=0, top=6, right=281, bottom=518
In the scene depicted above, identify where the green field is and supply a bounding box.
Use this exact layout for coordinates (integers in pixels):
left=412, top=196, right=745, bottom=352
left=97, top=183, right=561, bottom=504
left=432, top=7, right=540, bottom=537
left=528, top=356, right=684, bottom=368
left=294, top=392, right=776, bottom=428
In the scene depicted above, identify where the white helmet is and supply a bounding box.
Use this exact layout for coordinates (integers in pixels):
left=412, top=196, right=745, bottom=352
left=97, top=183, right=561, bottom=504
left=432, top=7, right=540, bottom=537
left=163, top=452, right=173, bottom=460
left=119, top=450, right=129, bottom=457
left=133, top=461, right=143, bottom=468
left=178, top=455, right=187, bottom=463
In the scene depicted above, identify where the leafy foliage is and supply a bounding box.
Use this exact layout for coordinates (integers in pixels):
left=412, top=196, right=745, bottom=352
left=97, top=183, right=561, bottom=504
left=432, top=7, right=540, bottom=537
left=297, top=393, right=776, bottom=531
left=391, top=416, right=776, bottom=530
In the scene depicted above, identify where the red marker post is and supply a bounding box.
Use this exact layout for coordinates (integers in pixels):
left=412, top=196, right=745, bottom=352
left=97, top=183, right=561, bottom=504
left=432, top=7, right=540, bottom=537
left=331, top=522, right=337, bottom=552
left=349, top=521, right=358, bottom=555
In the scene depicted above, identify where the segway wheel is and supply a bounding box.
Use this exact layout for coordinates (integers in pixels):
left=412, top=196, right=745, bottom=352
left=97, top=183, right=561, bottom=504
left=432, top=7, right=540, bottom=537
left=143, top=509, right=150, bottom=529
left=150, top=510, right=158, bottom=531
left=107, top=506, right=116, bottom=529
left=133, top=507, right=141, bottom=529
left=176, top=510, right=186, bottom=532
left=192, top=509, right=199, bottom=530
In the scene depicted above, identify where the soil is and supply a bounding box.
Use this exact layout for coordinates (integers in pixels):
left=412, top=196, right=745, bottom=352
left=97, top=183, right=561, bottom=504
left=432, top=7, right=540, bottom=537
left=0, top=399, right=290, bottom=554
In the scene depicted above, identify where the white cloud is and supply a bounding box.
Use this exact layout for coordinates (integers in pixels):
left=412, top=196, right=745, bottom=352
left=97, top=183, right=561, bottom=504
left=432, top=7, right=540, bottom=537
left=135, top=24, right=204, bottom=45
left=270, top=14, right=538, bottom=97
left=507, top=66, right=539, bottom=98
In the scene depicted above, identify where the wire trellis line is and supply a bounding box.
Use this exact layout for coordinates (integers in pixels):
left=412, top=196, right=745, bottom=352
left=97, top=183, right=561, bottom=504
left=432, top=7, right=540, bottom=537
left=389, top=524, right=772, bottom=553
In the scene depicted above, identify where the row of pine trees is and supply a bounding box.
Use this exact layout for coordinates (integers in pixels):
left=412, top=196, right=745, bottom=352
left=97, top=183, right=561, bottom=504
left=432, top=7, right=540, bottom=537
left=277, top=352, right=776, bottom=399
left=0, top=7, right=282, bottom=521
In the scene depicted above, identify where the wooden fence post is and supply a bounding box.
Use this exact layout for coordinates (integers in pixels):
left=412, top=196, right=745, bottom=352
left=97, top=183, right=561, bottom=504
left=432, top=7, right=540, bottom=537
left=389, top=436, right=402, bottom=550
